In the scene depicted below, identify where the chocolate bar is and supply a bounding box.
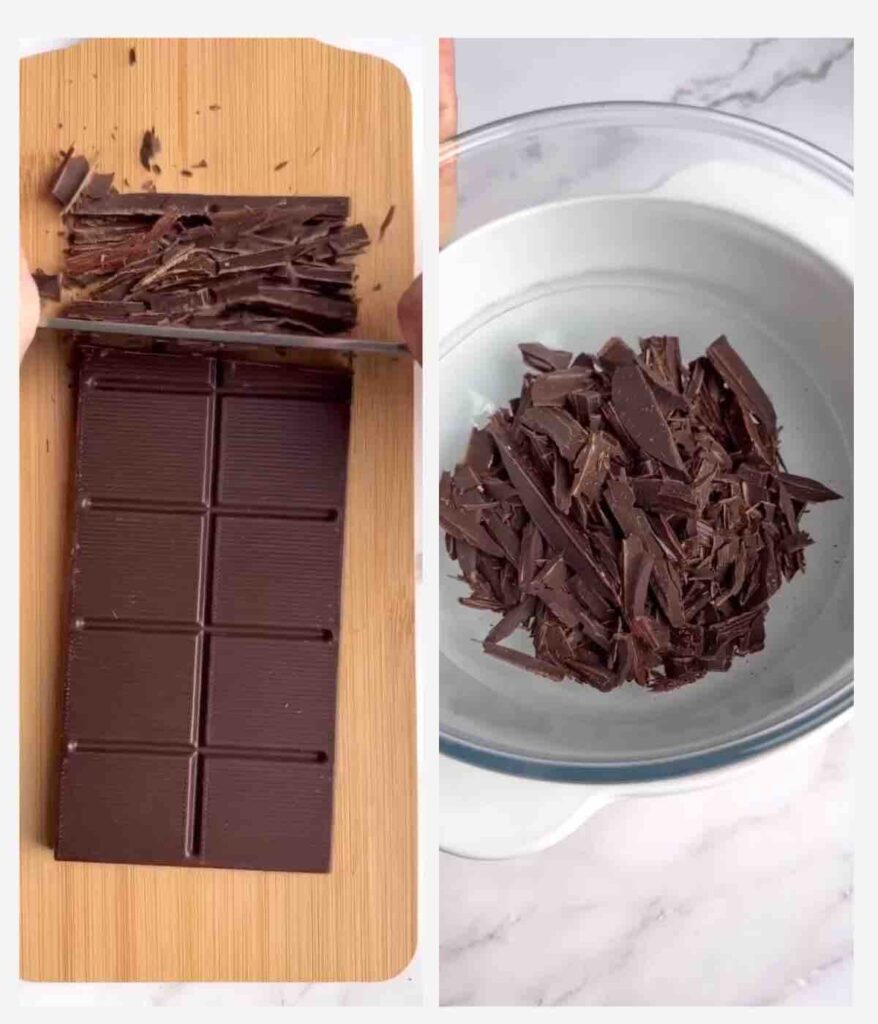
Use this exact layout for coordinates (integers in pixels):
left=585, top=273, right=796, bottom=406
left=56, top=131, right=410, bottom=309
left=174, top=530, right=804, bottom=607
left=56, top=346, right=351, bottom=872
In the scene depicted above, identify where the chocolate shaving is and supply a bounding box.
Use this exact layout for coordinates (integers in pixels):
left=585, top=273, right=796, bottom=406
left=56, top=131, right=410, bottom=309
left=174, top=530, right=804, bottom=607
left=483, top=642, right=566, bottom=682
left=40, top=148, right=370, bottom=337
left=378, top=205, right=395, bottom=240
left=442, top=335, right=842, bottom=692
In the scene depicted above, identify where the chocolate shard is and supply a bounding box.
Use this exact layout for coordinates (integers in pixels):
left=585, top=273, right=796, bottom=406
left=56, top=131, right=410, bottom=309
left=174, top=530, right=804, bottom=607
left=706, top=335, right=777, bottom=431
left=778, top=472, right=842, bottom=503
left=519, top=342, right=572, bottom=373
left=487, top=418, right=616, bottom=599
left=571, top=431, right=614, bottom=504
left=32, top=269, right=61, bottom=301
left=483, top=641, right=567, bottom=681
left=597, top=336, right=637, bottom=369
left=611, top=364, right=685, bottom=473
left=465, top=427, right=495, bottom=474
left=50, top=148, right=90, bottom=206
left=439, top=503, right=506, bottom=559
left=622, top=535, right=654, bottom=622
left=529, top=368, right=594, bottom=406
left=520, top=406, right=588, bottom=462
left=485, top=597, right=536, bottom=645
left=631, top=479, right=698, bottom=516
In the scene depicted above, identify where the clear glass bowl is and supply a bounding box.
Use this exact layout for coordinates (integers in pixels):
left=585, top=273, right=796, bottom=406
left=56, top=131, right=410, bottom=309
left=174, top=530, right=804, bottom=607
left=439, top=102, right=853, bottom=782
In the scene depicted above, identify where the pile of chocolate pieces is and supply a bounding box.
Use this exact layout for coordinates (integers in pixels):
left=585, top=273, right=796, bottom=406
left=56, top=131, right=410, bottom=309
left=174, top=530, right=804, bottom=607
left=36, top=148, right=369, bottom=335
left=440, top=336, right=841, bottom=692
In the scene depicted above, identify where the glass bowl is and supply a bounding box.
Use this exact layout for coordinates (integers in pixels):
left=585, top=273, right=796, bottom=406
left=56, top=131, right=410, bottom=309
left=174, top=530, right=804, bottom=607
left=439, top=102, right=853, bottom=783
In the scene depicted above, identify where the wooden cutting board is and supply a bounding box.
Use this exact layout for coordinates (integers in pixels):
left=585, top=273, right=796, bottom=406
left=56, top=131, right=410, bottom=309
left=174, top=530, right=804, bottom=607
left=20, top=38, right=415, bottom=982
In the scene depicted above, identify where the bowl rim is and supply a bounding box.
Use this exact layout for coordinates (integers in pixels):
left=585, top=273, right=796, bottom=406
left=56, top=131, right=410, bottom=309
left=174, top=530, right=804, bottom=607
left=439, top=99, right=854, bottom=784
left=440, top=99, right=853, bottom=192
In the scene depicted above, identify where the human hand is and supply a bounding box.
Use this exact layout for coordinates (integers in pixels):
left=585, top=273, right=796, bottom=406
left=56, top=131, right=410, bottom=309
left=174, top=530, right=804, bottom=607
left=439, top=38, right=458, bottom=247
left=395, top=39, right=458, bottom=363
left=20, top=250, right=39, bottom=361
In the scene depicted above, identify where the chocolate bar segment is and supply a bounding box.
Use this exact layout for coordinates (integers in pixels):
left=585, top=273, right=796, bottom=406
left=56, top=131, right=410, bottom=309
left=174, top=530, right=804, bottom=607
left=56, top=346, right=351, bottom=873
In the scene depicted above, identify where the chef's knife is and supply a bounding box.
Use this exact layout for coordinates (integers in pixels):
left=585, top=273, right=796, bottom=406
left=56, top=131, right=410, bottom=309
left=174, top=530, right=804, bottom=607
left=42, top=317, right=409, bottom=357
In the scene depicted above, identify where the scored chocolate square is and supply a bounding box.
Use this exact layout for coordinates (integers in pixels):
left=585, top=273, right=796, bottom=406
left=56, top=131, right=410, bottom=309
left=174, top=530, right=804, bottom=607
left=56, top=346, right=352, bottom=873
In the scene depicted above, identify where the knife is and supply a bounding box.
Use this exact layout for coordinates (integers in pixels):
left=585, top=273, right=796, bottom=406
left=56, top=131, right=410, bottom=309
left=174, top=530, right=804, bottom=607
left=42, top=317, right=409, bottom=358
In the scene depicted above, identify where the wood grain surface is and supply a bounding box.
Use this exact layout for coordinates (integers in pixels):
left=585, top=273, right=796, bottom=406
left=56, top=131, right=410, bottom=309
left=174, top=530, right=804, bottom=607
left=20, top=38, right=415, bottom=982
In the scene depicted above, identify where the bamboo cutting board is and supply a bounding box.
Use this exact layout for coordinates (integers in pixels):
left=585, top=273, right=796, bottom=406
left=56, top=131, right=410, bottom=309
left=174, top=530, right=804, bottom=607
left=20, top=38, right=415, bottom=982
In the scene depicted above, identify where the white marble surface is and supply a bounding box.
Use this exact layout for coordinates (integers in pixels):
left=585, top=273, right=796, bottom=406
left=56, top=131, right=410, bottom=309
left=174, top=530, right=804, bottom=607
left=455, top=38, right=852, bottom=163
left=441, top=37, right=853, bottom=1007
left=441, top=725, right=852, bottom=1006
left=20, top=959, right=421, bottom=1007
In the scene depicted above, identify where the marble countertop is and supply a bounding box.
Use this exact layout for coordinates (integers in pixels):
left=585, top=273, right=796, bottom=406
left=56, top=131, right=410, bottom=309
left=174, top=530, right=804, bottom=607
left=441, top=36, right=852, bottom=1008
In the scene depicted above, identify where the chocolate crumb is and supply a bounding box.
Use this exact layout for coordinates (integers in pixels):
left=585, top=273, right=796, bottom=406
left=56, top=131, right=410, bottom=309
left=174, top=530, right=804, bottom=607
left=180, top=169, right=193, bottom=177
left=128, top=47, right=136, bottom=66
left=274, top=160, right=289, bottom=171
left=152, top=164, right=162, bottom=175
left=209, top=104, right=221, bottom=111
left=192, top=159, right=208, bottom=169
left=139, top=128, right=160, bottom=171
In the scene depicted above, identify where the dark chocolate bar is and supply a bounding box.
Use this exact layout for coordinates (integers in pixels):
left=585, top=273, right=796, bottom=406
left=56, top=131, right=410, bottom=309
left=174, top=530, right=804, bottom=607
left=56, top=346, right=351, bottom=872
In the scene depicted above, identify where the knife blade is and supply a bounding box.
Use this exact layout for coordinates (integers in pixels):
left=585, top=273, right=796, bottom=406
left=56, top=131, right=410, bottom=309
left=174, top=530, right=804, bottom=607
left=42, top=317, right=409, bottom=357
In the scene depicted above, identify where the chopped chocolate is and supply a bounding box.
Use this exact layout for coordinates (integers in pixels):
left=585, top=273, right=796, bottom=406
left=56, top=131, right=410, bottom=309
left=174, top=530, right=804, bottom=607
left=442, top=335, right=842, bottom=692
left=139, top=128, right=161, bottom=172
left=41, top=148, right=371, bottom=337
